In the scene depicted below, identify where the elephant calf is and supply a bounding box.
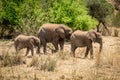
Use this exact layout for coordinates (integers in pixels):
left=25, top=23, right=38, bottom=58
left=14, top=34, right=41, bottom=56
left=70, top=30, right=102, bottom=58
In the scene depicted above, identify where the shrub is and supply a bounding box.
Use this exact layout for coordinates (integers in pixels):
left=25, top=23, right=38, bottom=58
left=0, top=0, right=99, bottom=38
left=0, top=53, right=25, bottom=67
left=40, top=56, right=57, bottom=71
left=28, top=56, right=57, bottom=72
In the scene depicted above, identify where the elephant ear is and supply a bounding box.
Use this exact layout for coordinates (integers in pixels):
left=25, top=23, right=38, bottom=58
left=29, top=36, right=38, bottom=45
left=29, top=37, right=34, bottom=43
left=55, top=26, right=65, bottom=39
left=87, top=30, right=97, bottom=42
left=96, top=32, right=102, bottom=39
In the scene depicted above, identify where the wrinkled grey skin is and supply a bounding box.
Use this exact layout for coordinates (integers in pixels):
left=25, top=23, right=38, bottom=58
left=14, top=34, right=41, bottom=56
left=38, top=23, right=73, bottom=54
left=70, top=30, right=102, bottom=58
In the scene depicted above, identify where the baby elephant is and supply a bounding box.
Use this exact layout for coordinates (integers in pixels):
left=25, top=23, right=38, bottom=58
left=70, top=30, right=102, bottom=58
left=14, top=34, right=41, bottom=56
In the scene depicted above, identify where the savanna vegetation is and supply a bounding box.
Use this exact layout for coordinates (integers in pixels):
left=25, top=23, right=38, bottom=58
left=0, top=0, right=120, bottom=80
left=0, top=0, right=118, bottom=38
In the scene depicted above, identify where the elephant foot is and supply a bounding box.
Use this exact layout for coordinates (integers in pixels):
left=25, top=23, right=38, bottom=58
left=36, top=50, right=40, bottom=54
left=51, top=49, right=54, bottom=54
left=36, top=53, right=41, bottom=56
left=90, top=56, right=93, bottom=59
left=82, top=57, right=87, bottom=59
left=73, top=54, right=75, bottom=57
left=36, top=52, right=40, bottom=54
left=25, top=54, right=28, bottom=56
left=51, top=49, right=58, bottom=54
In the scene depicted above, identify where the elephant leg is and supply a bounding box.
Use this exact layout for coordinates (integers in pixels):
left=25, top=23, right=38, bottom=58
left=41, top=39, right=47, bottom=54
left=52, top=44, right=59, bottom=53
left=15, top=44, right=17, bottom=51
left=29, top=41, right=34, bottom=56
left=90, top=46, right=93, bottom=59
left=36, top=43, right=41, bottom=54
left=59, top=39, right=64, bottom=51
left=25, top=47, right=29, bottom=56
left=51, top=38, right=59, bottom=53
left=43, top=43, right=47, bottom=54
left=14, top=42, right=19, bottom=53
left=84, top=47, right=90, bottom=58
left=16, top=47, right=22, bottom=53
left=36, top=46, right=40, bottom=54
left=71, top=44, right=77, bottom=57
left=15, top=46, right=19, bottom=53
left=15, top=44, right=21, bottom=54
left=30, top=47, right=34, bottom=56
left=52, top=41, right=59, bottom=53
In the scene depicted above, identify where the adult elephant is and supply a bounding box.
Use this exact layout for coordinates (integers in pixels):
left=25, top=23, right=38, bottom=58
left=14, top=34, right=41, bottom=56
left=70, top=30, right=102, bottom=58
left=37, top=23, right=73, bottom=54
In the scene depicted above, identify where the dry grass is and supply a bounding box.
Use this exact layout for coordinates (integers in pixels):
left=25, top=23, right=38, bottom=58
left=28, top=56, right=39, bottom=67
left=57, top=50, right=71, bottom=60
left=0, top=36, right=120, bottom=80
left=0, top=52, right=25, bottom=67
left=39, top=56, right=57, bottom=71
left=28, top=55, right=57, bottom=72
left=114, top=29, right=119, bottom=37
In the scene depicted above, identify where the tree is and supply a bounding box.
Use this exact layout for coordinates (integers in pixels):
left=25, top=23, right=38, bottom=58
left=114, top=0, right=120, bottom=11
left=112, top=0, right=120, bottom=27
left=87, top=0, right=114, bottom=34
left=0, top=0, right=22, bottom=38
left=40, top=0, right=98, bottom=31
left=0, top=0, right=99, bottom=38
left=0, top=0, right=40, bottom=37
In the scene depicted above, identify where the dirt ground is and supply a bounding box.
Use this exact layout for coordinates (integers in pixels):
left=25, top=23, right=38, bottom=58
left=0, top=36, right=120, bottom=80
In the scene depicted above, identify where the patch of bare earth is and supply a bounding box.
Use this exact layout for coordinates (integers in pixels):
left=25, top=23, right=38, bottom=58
left=0, top=36, right=120, bottom=80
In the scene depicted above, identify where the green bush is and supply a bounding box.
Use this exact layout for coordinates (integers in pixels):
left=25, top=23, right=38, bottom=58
left=87, top=0, right=114, bottom=23
left=47, top=0, right=98, bottom=30
left=0, top=0, right=101, bottom=37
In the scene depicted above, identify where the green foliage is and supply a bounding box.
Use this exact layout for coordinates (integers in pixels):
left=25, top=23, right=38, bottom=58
left=87, top=0, right=114, bottom=22
left=38, top=0, right=98, bottom=31
left=0, top=0, right=25, bottom=37
left=74, top=15, right=98, bottom=30
left=0, top=0, right=100, bottom=38
left=18, top=0, right=41, bottom=34
left=0, top=0, right=20, bottom=25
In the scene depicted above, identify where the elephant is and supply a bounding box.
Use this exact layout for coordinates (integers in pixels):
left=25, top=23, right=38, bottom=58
left=70, top=30, right=102, bottom=58
left=37, top=23, right=73, bottom=54
left=14, top=34, right=41, bottom=56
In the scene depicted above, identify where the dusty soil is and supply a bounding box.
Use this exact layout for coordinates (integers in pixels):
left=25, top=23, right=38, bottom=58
left=0, top=36, right=120, bottom=80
